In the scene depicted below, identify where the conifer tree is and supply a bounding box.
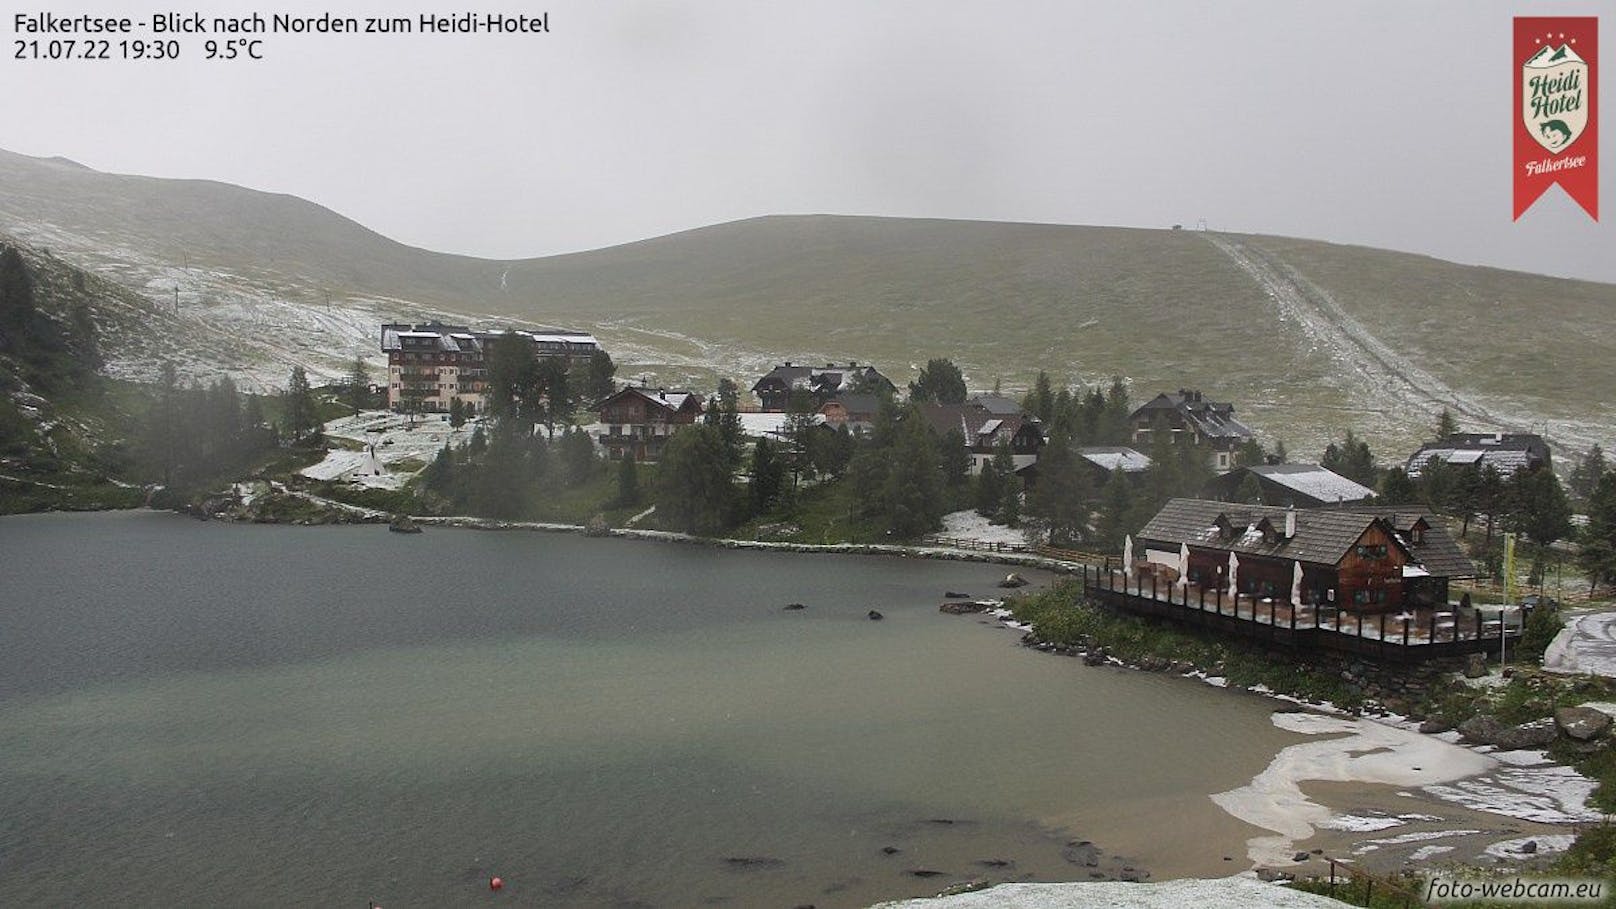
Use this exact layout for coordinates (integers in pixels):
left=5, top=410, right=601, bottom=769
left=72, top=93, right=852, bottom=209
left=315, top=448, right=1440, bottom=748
left=344, top=356, right=370, bottom=416
left=1435, top=408, right=1459, bottom=439
left=1578, top=473, right=1616, bottom=595
left=616, top=453, right=640, bottom=508
left=1234, top=471, right=1265, bottom=505
left=1570, top=444, right=1608, bottom=503
left=285, top=365, right=320, bottom=443
left=1093, top=467, right=1135, bottom=552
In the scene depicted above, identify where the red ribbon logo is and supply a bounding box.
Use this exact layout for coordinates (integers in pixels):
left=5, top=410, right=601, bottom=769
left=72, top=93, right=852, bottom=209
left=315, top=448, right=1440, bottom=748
left=1515, top=17, right=1598, bottom=220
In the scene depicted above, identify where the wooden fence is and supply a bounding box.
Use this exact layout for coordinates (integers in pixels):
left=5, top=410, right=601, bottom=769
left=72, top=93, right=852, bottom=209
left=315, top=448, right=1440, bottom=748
left=1077, top=564, right=1524, bottom=664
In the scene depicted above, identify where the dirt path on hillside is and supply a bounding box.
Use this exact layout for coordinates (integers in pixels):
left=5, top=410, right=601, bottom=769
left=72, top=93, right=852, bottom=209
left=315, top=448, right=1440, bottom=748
left=1203, top=234, right=1601, bottom=456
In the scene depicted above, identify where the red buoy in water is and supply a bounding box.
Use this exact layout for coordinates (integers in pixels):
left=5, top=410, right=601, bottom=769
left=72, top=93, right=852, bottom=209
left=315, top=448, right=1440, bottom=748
left=489, top=876, right=504, bottom=891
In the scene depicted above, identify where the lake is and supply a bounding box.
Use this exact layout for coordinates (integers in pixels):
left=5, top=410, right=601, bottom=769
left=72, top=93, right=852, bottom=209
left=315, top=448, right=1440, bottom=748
left=0, top=511, right=1300, bottom=907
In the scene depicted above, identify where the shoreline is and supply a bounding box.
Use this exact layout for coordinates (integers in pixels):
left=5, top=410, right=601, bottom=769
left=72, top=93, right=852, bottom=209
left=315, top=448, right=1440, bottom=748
left=9, top=505, right=1605, bottom=895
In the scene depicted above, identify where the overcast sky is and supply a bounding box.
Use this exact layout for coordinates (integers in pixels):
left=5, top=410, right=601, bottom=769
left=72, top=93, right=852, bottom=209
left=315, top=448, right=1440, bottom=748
left=5, top=0, right=1611, bottom=281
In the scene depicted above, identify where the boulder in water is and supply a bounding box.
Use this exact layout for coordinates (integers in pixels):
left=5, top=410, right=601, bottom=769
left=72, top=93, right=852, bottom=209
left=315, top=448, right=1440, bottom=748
left=388, top=514, right=422, bottom=534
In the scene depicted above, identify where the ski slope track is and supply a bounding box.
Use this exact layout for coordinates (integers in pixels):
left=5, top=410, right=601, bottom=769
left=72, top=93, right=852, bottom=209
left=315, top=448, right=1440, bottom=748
left=1205, top=234, right=1601, bottom=457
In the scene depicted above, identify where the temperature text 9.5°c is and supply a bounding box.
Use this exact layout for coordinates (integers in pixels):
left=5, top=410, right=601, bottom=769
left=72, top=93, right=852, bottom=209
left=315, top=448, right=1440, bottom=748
left=205, top=39, right=263, bottom=60
left=14, top=38, right=179, bottom=60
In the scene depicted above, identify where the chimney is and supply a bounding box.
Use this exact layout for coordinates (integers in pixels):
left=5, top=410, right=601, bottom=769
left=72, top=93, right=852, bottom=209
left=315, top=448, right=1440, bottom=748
left=784, top=361, right=793, bottom=368
left=1284, top=507, right=1296, bottom=540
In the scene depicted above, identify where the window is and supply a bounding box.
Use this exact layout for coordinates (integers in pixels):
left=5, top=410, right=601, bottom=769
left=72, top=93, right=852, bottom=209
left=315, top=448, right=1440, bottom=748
left=1355, top=544, right=1388, bottom=559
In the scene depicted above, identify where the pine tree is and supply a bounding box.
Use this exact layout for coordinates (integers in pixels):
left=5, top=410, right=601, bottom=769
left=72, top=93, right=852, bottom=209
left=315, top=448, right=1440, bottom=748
left=975, top=455, right=1003, bottom=518
left=1234, top=472, right=1265, bottom=504
left=748, top=437, right=785, bottom=512
left=616, top=453, right=640, bottom=508
left=939, top=428, right=970, bottom=488
left=561, top=427, right=596, bottom=484
left=536, top=357, right=574, bottom=437
left=344, top=356, right=370, bottom=416
left=1030, top=371, right=1054, bottom=423
left=585, top=349, right=617, bottom=402
left=1100, top=377, right=1132, bottom=445
left=1378, top=467, right=1416, bottom=505
left=1578, top=473, right=1616, bottom=595
left=1570, top=444, right=1608, bottom=503
left=658, top=424, right=739, bottom=535
left=422, top=443, right=455, bottom=492
left=1028, top=431, right=1093, bottom=545
left=1435, top=408, right=1459, bottom=439
left=885, top=415, right=944, bottom=537
left=908, top=358, right=966, bottom=404
left=1273, top=439, right=1288, bottom=464
left=284, top=366, right=317, bottom=443
left=991, top=440, right=1020, bottom=527
left=449, top=397, right=466, bottom=428
left=1093, top=467, right=1135, bottom=552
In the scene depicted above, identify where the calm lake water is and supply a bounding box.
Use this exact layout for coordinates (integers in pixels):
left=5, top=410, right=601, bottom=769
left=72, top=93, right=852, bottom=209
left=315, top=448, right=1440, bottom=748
left=0, top=511, right=1300, bottom=908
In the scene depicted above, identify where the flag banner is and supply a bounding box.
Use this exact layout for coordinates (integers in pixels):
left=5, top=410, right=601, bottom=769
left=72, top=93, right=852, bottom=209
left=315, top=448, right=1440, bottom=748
left=1514, top=17, right=1598, bottom=220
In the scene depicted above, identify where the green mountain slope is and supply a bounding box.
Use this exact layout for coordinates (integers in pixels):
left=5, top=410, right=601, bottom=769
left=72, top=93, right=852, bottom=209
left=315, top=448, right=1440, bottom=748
left=1, top=148, right=1611, bottom=459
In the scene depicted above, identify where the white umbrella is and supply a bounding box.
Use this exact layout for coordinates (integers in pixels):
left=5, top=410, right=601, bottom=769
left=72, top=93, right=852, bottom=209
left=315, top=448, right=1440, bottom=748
left=1227, top=551, right=1240, bottom=601
left=1123, top=535, right=1134, bottom=589
left=1178, top=543, right=1191, bottom=589
left=1290, top=560, right=1303, bottom=607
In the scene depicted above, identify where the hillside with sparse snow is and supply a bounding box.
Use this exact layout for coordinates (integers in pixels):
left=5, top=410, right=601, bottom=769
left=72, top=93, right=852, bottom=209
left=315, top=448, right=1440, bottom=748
left=3, top=148, right=1614, bottom=459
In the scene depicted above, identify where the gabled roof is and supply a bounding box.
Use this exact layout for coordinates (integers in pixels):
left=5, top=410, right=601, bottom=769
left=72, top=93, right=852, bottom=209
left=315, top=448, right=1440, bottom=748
left=916, top=403, right=1043, bottom=448
left=1130, top=389, right=1253, bottom=441
left=1249, top=464, right=1376, bottom=504
left=1136, top=498, right=1474, bottom=577
left=1326, top=505, right=1476, bottom=577
left=751, top=363, right=891, bottom=395
left=970, top=394, right=1025, bottom=416
left=1404, top=433, right=1550, bottom=478
left=820, top=394, right=881, bottom=416
left=596, top=386, right=702, bottom=415
left=1077, top=446, right=1152, bottom=473
left=1406, top=447, right=1534, bottom=478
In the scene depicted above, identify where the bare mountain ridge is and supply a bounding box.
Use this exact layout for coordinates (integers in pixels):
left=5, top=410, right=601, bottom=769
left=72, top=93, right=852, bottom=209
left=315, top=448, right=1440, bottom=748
left=1, top=148, right=1612, bottom=458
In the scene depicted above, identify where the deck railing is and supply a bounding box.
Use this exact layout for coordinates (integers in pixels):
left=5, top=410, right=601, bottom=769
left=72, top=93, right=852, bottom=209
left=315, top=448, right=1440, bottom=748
left=1077, top=565, right=1524, bottom=663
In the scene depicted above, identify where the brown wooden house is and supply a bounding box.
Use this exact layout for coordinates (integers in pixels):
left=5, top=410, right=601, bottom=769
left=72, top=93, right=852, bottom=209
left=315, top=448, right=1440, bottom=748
left=594, top=387, right=704, bottom=461
left=1134, top=499, right=1474, bottom=613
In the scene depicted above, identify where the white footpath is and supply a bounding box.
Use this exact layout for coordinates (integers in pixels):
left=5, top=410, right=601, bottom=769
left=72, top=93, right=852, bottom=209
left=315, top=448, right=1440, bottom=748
left=1544, top=610, right=1616, bottom=677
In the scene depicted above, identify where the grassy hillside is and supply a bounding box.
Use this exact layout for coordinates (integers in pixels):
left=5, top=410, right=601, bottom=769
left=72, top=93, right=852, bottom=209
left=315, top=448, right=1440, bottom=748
left=2, top=148, right=1612, bottom=460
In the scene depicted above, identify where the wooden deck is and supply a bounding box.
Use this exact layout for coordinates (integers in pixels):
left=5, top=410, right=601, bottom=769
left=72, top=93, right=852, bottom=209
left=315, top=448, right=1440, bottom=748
left=1078, top=565, right=1524, bottom=663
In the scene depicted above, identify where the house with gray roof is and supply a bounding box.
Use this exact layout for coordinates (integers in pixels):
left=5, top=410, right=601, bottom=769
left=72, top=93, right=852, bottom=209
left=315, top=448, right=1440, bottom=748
left=1133, top=498, right=1474, bottom=613
left=1129, top=389, right=1253, bottom=474
left=1404, top=433, right=1551, bottom=479
left=751, top=361, right=894, bottom=412
left=1202, top=463, right=1376, bottom=508
left=1076, top=446, right=1152, bottom=485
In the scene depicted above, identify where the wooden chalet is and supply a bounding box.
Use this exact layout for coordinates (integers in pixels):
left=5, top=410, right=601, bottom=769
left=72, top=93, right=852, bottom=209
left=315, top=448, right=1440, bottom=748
left=1129, top=389, right=1253, bottom=473
left=1201, top=464, right=1376, bottom=508
left=819, top=394, right=881, bottom=430
left=751, top=362, right=894, bottom=412
left=1133, top=498, right=1474, bottom=613
left=594, top=387, right=703, bottom=461
left=917, top=402, right=1045, bottom=476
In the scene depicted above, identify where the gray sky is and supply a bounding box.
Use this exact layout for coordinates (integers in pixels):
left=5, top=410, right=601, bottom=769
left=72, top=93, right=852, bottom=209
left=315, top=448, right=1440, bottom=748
left=5, top=0, right=1611, bottom=281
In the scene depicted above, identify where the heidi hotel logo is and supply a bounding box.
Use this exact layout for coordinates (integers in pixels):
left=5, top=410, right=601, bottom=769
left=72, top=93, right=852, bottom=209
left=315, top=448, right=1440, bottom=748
left=1514, top=17, right=1597, bottom=220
